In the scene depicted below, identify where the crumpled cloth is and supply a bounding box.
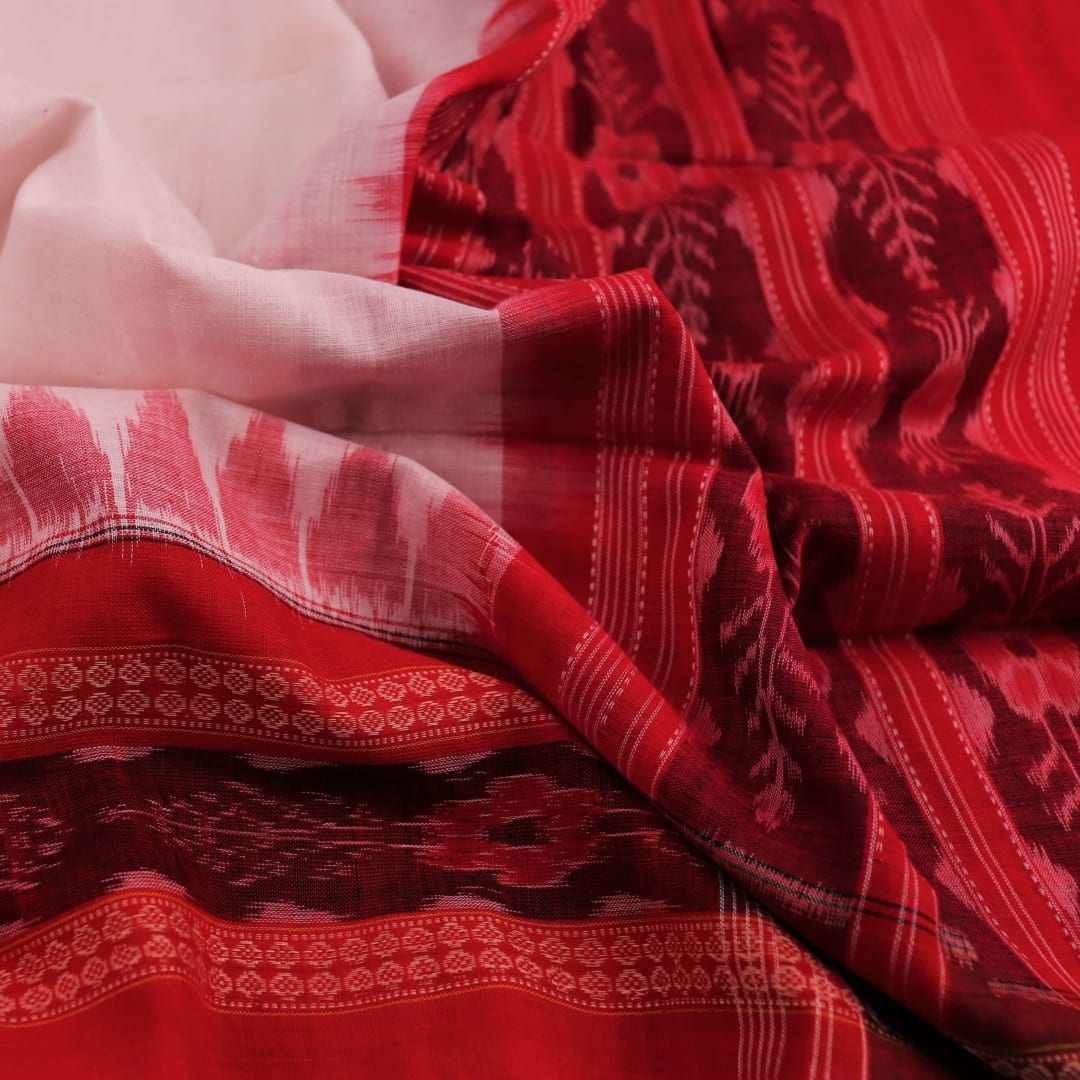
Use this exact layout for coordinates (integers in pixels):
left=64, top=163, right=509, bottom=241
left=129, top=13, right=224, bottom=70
left=0, top=1, right=1079, bottom=1077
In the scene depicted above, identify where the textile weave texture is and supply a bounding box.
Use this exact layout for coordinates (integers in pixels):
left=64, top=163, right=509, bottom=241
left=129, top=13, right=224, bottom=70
left=1, top=0, right=1079, bottom=1076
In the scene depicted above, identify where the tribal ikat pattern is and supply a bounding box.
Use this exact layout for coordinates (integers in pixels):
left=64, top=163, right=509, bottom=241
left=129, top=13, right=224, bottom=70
left=0, top=651, right=558, bottom=756
left=0, top=895, right=861, bottom=1024
left=394, top=0, right=1080, bottom=1073
left=3, top=0, right=1080, bottom=1076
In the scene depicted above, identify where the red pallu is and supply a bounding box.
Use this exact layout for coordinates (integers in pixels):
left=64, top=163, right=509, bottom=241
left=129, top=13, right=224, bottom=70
left=2, top=1, right=1080, bottom=1077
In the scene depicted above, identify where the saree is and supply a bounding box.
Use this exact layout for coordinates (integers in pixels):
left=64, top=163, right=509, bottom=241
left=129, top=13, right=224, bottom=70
left=0, top=0, right=1079, bottom=1075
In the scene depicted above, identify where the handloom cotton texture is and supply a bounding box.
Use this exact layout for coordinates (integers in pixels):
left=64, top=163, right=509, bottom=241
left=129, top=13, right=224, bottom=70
left=1, top=0, right=1080, bottom=1076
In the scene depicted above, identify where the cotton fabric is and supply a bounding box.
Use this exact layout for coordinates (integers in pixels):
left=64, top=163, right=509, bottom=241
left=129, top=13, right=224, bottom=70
left=0, top=2, right=1079, bottom=1077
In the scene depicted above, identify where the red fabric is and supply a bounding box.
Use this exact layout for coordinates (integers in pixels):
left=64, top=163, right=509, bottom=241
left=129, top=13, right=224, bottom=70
left=3, top=1, right=1080, bottom=1076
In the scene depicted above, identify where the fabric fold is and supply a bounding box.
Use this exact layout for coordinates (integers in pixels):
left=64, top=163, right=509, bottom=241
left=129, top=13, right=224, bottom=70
left=0, top=0, right=1079, bottom=1076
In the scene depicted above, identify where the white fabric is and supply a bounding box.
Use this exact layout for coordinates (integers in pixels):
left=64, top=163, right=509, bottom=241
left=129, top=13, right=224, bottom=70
left=0, top=0, right=508, bottom=516
left=0, top=0, right=385, bottom=254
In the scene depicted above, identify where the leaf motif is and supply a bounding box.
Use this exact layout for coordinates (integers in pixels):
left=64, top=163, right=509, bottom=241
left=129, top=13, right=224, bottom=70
left=631, top=198, right=719, bottom=346
left=836, top=153, right=941, bottom=289
left=577, top=14, right=664, bottom=137
left=714, top=479, right=821, bottom=830
left=761, top=24, right=851, bottom=142
left=978, top=503, right=1080, bottom=617
left=899, top=297, right=990, bottom=472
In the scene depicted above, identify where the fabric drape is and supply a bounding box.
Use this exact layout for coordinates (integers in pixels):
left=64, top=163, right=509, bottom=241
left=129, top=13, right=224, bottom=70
left=0, top=1, right=1079, bottom=1076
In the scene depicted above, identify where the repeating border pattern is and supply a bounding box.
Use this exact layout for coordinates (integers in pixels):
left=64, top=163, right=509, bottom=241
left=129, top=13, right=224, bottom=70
left=0, top=650, right=560, bottom=752
left=0, top=893, right=864, bottom=1024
